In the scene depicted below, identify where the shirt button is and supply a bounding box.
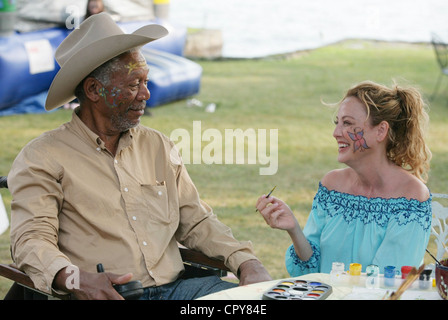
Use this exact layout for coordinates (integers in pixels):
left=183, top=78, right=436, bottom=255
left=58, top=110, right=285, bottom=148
left=158, top=191, right=163, bottom=196
left=132, top=216, right=137, bottom=221
left=114, top=159, right=118, bottom=164
left=96, top=147, right=101, bottom=151
left=124, top=187, right=129, bottom=192
left=143, top=241, right=147, bottom=246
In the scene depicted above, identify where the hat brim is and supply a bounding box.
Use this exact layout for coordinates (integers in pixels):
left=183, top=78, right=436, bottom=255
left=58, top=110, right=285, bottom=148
left=45, top=24, right=168, bottom=111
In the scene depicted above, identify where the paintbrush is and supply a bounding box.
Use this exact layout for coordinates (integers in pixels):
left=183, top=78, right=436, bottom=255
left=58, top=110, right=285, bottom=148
left=255, top=186, right=277, bottom=212
left=386, top=264, right=425, bottom=300
left=426, top=248, right=441, bottom=265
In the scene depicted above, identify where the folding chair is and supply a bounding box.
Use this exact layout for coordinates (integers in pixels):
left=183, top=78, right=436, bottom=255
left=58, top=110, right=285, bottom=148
left=430, top=33, right=448, bottom=101
left=431, top=193, right=448, bottom=261
left=0, top=175, right=230, bottom=299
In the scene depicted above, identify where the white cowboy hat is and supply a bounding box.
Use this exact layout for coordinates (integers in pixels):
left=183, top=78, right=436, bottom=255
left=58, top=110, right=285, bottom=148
left=45, top=12, right=168, bottom=111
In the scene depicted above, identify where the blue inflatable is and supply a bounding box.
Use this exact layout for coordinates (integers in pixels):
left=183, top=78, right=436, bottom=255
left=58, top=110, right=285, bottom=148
left=0, top=48, right=201, bottom=116
left=143, top=48, right=202, bottom=107
left=0, top=19, right=199, bottom=116
left=0, top=27, right=68, bottom=112
left=0, top=90, right=50, bottom=116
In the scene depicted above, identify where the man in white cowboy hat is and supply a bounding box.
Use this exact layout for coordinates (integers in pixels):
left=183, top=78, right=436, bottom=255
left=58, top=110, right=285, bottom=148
left=8, top=13, right=271, bottom=300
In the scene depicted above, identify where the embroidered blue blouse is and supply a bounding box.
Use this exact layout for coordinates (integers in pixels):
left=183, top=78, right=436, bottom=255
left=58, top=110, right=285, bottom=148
left=285, top=182, right=432, bottom=276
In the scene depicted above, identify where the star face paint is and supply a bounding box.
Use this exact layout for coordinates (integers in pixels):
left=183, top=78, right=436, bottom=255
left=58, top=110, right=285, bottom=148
left=348, top=127, right=369, bottom=152
left=125, top=61, right=148, bottom=75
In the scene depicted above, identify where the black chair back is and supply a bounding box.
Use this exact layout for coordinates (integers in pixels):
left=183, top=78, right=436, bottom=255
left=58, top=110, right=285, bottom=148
left=0, top=176, right=7, bottom=189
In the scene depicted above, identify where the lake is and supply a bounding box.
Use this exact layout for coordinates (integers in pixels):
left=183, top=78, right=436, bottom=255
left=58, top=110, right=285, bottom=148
left=169, top=0, right=448, bottom=58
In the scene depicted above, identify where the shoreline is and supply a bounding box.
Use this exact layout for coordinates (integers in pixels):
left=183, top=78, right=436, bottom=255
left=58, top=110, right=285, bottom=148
left=186, top=37, right=433, bottom=61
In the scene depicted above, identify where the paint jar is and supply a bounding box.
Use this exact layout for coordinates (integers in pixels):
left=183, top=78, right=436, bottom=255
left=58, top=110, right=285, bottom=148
left=365, top=264, right=380, bottom=289
left=384, top=266, right=400, bottom=287
left=401, top=266, right=413, bottom=279
left=348, top=263, right=362, bottom=285
left=330, top=262, right=345, bottom=283
left=419, top=268, right=432, bottom=290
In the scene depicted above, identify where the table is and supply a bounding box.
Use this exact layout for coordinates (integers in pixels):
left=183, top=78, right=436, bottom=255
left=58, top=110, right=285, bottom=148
left=198, top=273, right=442, bottom=300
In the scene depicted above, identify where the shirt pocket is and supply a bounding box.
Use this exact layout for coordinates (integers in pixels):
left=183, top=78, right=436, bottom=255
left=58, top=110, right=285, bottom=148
left=140, top=184, right=171, bottom=224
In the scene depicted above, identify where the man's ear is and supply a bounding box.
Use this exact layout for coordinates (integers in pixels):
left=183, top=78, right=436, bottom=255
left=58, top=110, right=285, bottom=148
left=376, top=120, right=389, bottom=142
left=83, top=77, right=102, bottom=102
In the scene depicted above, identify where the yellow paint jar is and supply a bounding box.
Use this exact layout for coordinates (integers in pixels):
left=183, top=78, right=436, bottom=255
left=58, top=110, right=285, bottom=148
left=349, top=263, right=362, bottom=285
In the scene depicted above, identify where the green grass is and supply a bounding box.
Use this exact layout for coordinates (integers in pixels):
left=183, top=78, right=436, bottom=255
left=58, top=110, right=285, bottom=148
left=1, top=40, right=447, bottom=298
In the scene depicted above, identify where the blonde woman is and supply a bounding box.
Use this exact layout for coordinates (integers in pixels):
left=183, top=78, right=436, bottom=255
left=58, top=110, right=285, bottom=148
left=256, top=81, right=432, bottom=276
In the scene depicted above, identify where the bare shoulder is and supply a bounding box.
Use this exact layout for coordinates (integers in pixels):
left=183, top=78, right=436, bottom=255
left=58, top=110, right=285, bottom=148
left=399, top=173, right=430, bottom=202
left=321, top=168, right=430, bottom=202
left=321, top=168, right=354, bottom=192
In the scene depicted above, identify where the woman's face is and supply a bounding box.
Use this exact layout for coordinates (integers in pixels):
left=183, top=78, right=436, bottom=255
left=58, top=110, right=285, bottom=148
left=333, top=96, right=375, bottom=165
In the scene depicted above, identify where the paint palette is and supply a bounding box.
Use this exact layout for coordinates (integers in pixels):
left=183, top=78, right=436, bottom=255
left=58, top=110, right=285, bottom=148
left=262, top=279, right=333, bottom=300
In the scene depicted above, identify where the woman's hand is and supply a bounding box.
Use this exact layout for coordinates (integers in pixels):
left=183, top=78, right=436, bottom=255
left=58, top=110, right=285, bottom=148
left=255, top=195, right=299, bottom=232
left=256, top=194, right=313, bottom=261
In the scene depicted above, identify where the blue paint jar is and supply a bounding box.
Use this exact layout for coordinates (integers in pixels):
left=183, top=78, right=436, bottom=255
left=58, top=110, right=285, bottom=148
left=384, top=265, right=400, bottom=287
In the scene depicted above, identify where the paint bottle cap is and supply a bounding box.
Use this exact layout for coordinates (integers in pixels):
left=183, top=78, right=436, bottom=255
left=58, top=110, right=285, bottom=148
left=349, top=263, right=362, bottom=275
left=331, top=262, right=345, bottom=272
left=366, top=264, right=379, bottom=277
left=384, top=265, right=400, bottom=278
left=401, top=266, right=413, bottom=279
left=419, top=268, right=432, bottom=280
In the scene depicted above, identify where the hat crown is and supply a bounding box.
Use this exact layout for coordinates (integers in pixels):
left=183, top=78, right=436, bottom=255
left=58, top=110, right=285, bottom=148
left=56, top=13, right=125, bottom=66
left=45, top=12, right=168, bottom=111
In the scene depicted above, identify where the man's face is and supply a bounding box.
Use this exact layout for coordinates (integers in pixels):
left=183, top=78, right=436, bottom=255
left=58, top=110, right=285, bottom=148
left=98, top=50, right=150, bottom=133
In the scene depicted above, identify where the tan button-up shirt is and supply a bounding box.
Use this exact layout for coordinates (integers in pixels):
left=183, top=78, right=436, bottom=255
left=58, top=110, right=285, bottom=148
left=9, top=110, right=257, bottom=294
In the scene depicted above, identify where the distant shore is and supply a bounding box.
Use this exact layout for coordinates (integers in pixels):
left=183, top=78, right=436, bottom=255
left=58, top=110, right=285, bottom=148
left=185, top=31, right=432, bottom=61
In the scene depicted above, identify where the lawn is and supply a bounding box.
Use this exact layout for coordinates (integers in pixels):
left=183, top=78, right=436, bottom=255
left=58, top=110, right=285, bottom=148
left=1, top=39, right=447, bottom=298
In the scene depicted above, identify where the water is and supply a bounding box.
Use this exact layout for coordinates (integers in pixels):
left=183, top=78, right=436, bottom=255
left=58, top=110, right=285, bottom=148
left=169, top=0, right=448, bottom=58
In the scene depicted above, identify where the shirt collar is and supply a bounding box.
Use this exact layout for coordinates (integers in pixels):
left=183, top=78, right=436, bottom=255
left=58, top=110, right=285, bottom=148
left=69, top=107, right=133, bottom=151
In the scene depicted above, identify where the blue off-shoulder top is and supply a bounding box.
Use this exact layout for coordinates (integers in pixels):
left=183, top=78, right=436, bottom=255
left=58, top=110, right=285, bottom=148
left=285, top=182, right=432, bottom=276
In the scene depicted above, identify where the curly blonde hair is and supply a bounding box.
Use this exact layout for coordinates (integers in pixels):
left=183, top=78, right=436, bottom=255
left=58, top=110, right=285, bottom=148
left=343, top=81, right=432, bottom=182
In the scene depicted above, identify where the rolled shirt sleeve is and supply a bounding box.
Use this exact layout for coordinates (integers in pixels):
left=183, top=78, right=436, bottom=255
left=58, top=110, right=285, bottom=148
left=9, top=138, right=72, bottom=293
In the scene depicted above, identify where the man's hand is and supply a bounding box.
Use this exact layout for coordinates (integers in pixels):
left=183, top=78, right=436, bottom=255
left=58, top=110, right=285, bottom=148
left=237, top=259, right=272, bottom=286
left=53, top=266, right=133, bottom=300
